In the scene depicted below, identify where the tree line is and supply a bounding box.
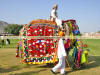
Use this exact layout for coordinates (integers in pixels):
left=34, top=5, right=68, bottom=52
left=4, top=24, right=100, bottom=35
left=4, top=24, right=23, bottom=35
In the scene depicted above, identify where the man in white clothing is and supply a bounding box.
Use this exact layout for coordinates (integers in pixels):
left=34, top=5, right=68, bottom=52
left=51, top=30, right=67, bottom=75
left=50, top=4, right=62, bottom=28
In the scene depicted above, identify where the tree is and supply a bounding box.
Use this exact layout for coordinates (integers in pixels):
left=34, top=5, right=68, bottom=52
left=4, top=24, right=23, bottom=35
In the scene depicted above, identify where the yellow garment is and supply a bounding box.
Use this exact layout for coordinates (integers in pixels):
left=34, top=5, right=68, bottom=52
left=84, top=50, right=88, bottom=54
left=81, top=50, right=88, bottom=64
left=81, top=53, right=86, bottom=64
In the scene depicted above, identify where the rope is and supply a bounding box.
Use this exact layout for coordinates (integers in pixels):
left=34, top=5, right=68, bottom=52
left=65, top=57, right=73, bottom=71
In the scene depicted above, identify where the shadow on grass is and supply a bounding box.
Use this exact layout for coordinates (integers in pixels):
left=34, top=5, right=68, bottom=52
left=37, top=56, right=100, bottom=69
left=0, top=65, right=21, bottom=73
left=36, top=63, right=55, bottom=68
left=65, top=56, right=100, bottom=74
left=0, top=64, right=47, bottom=74
left=36, top=56, right=100, bottom=75
left=83, top=56, right=100, bottom=69
left=0, top=64, right=37, bottom=73
left=10, top=69, right=47, bottom=75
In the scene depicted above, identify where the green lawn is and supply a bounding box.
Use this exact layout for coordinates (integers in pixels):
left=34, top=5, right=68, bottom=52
left=82, top=39, right=100, bottom=56
left=0, top=39, right=100, bottom=75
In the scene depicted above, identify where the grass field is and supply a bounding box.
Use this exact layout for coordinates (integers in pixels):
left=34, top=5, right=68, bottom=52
left=0, top=39, right=100, bottom=75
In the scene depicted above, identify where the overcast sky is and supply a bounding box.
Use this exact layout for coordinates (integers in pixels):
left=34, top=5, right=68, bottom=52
left=0, top=0, right=100, bottom=33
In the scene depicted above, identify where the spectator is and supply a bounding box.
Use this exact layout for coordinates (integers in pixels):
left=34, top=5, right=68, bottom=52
left=1, top=35, right=4, bottom=45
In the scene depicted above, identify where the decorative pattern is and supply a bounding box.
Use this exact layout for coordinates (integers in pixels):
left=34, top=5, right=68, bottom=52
left=16, top=19, right=88, bottom=69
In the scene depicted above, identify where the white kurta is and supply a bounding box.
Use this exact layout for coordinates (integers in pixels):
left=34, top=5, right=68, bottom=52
left=50, top=9, right=62, bottom=28
left=57, top=38, right=67, bottom=58
left=52, top=38, right=67, bottom=74
left=51, top=9, right=57, bottom=20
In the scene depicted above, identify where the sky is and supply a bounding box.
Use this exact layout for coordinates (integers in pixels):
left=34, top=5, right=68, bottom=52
left=0, top=0, right=100, bottom=33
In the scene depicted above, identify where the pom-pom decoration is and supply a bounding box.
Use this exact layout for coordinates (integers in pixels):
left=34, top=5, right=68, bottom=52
left=16, top=19, right=87, bottom=69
